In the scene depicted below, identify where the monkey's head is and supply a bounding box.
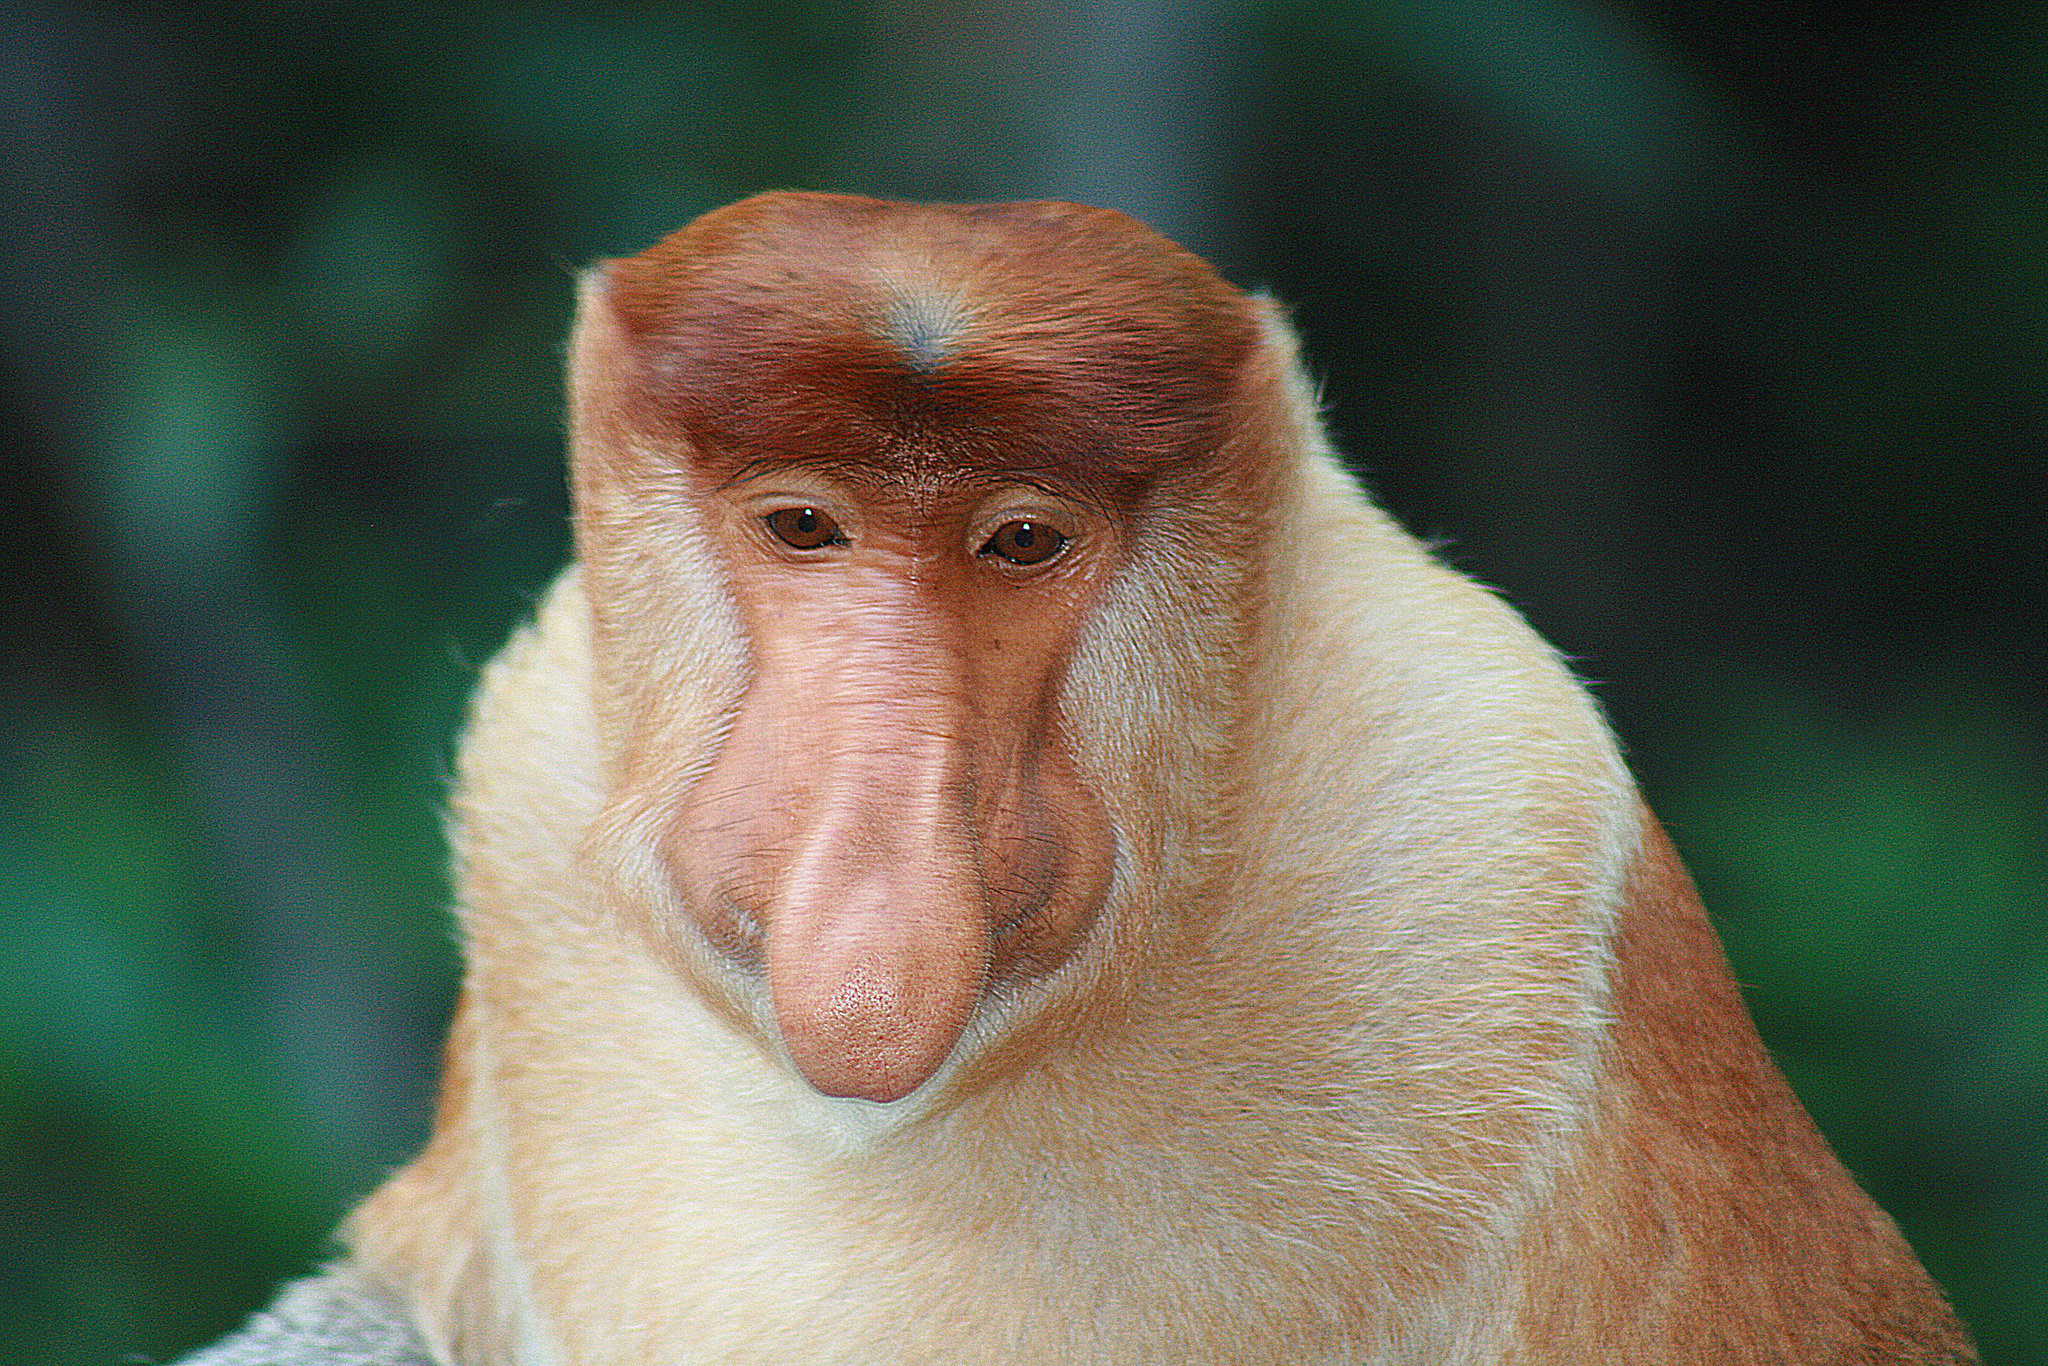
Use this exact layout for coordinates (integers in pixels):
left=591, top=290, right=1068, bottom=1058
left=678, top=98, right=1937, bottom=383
left=566, top=193, right=1270, bottom=1103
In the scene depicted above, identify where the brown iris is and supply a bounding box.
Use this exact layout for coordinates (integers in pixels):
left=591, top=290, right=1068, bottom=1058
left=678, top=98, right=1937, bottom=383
left=980, top=520, right=1066, bottom=567
left=765, top=507, right=845, bottom=550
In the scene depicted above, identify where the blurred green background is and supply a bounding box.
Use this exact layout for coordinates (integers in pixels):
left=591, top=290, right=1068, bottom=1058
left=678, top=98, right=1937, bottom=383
left=2, top=1, right=2042, bottom=1361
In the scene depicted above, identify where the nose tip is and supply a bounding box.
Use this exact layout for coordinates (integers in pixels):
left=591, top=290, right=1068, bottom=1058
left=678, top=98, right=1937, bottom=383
left=765, top=841, right=989, bottom=1097
left=681, top=657, right=999, bottom=1100
left=774, top=952, right=982, bottom=1102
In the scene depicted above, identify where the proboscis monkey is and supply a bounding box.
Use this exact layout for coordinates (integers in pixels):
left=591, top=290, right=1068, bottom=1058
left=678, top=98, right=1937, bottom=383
left=180, top=193, right=1976, bottom=1366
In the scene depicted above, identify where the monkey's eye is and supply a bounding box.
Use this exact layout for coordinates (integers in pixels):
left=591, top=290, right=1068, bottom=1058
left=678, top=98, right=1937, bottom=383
left=978, top=520, right=1068, bottom=567
left=764, top=507, right=846, bottom=550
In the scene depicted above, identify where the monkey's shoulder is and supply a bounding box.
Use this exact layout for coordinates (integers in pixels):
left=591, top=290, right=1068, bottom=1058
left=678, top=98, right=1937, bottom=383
left=171, top=1265, right=433, bottom=1366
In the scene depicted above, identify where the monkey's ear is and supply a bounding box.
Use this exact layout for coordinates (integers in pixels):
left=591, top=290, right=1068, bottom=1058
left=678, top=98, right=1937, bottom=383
left=566, top=263, right=645, bottom=475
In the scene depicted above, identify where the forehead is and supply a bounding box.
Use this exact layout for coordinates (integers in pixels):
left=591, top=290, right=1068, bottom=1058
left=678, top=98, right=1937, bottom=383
left=602, top=193, right=1258, bottom=491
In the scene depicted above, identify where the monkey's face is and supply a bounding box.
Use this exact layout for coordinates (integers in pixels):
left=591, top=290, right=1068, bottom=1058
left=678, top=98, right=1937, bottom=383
left=572, top=192, right=1258, bottom=1106
left=655, top=459, right=1120, bottom=1104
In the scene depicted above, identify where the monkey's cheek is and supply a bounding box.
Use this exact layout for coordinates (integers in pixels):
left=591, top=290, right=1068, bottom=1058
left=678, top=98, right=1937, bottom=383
left=649, top=818, right=753, bottom=955
left=689, top=887, right=766, bottom=969
left=987, top=788, right=1118, bottom=984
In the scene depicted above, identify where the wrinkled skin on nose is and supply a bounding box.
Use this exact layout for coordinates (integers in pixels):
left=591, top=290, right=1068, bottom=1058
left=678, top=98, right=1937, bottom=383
left=666, top=543, right=1114, bottom=1104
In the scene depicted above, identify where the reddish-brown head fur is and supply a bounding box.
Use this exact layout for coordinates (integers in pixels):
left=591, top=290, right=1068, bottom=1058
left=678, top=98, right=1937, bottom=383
left=605, top=192, right=1258, bottom=496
